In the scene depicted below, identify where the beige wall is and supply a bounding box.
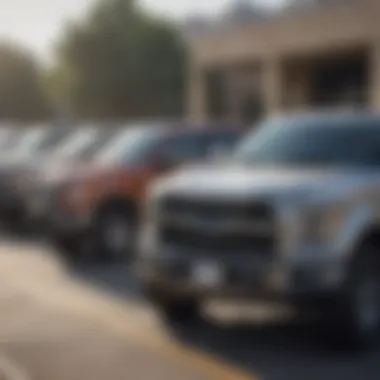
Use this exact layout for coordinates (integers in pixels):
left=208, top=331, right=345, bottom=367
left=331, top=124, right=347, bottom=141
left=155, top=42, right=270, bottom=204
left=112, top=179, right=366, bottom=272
left=187, top=0, right=380, bottom=123
left=189, top=0, right=379, bottom=66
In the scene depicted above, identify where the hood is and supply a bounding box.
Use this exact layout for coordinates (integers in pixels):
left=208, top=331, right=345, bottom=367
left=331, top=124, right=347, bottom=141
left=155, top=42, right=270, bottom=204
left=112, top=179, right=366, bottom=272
left=0, top=156, right=113, bottom=192
left=155, top=163, right=379, bottom=204
left=37, top=159, right=110, bottom=186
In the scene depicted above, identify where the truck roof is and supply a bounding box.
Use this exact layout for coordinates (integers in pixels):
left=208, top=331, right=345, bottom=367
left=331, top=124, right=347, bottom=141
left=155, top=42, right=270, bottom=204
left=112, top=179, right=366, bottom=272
left=269, top=111, right=380, bottom=129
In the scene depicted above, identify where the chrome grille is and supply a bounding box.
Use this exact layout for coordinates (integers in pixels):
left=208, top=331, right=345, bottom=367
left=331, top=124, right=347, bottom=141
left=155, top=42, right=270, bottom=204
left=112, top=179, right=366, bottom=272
left=158, top=196, right=277, bottom=256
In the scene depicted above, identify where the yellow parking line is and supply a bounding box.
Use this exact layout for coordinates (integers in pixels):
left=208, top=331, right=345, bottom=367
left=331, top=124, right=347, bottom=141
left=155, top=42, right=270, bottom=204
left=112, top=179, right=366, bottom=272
left=2, top=268, right=258, bottom=380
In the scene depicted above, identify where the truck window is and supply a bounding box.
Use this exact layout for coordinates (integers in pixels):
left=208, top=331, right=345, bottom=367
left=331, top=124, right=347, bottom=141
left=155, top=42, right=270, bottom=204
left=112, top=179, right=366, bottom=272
left=160, top=133, right=209, bottom=163
left=235, top=117, right=380, bottom=168
left=206, top=130, right=242, bottom=151
left=96, top=128, right=163, bottom=165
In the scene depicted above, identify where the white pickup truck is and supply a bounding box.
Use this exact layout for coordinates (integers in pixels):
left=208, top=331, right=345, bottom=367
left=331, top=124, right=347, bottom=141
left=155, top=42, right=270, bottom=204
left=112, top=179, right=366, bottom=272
left=139, top=112, right=380, bottom=348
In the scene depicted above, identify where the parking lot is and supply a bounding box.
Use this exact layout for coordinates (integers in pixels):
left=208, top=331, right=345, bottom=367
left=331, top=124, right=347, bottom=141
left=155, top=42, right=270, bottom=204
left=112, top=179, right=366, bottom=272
left=0, top=236, right=376, bottom=380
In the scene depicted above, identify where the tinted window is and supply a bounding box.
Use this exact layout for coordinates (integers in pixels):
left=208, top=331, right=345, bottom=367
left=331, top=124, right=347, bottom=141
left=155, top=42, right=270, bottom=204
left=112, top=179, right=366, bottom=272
left=54, top=129, right=99, bottom=158
left=207, top=130, right=241, bottom=150
left=96, top=128, right=163, bottom=165
left=76, top=129, right=116, bottom=160
left=160, top=133, right=209, bottom=162
left=235, top=117, right=380, bottom=167
left=37, top=129, right=72, bottom=154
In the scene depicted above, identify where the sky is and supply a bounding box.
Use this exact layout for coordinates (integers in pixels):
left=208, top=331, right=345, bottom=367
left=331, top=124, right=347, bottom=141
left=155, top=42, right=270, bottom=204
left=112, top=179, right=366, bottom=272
left=0, top=0, right=283, bottom=59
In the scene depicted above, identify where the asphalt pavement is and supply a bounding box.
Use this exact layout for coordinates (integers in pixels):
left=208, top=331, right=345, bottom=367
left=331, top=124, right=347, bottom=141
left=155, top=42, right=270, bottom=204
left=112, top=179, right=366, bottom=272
left=75, top=263, right=380, bottom=380
left=0, top=240, right=254, bottom=380
left=0, top=238, right=378, bottom=380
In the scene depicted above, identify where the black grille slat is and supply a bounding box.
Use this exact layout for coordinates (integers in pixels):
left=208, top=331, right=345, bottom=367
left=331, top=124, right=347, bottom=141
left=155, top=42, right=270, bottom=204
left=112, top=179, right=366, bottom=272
left=160, top=226, right=274, bottom=254
left=161, top=197, right=273, bottom=221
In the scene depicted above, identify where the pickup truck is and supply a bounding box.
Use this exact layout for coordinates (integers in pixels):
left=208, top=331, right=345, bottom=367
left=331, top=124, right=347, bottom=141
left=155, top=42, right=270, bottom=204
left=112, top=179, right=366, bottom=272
left=0, top=126, right=73, bottom=228
left=139, top=112, right=380, bottom=348
left=9, top=126, right=119, bottom=230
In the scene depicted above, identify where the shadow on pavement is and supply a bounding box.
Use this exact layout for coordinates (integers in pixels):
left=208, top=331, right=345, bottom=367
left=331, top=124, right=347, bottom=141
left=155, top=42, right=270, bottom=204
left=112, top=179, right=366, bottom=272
left=69, top=262, right=380, bottom=380
left=67, top=261, right=143, bottom=302
left=166, top=318, right=380, bottom=380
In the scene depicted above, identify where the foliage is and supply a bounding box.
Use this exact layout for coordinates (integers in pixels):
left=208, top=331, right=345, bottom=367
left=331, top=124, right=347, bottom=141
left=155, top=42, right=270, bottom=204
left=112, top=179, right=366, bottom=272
left=0, top=42, right=52, bottom=121
left=50, top=0, right=186, bottom=120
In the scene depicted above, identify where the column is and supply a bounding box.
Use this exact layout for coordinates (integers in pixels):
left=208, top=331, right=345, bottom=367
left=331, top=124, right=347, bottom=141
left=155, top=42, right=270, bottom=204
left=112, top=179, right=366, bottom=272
left=286, top=62, right=310, bottom=111
left=369, top=43, right=380, bottom=110
left=261, top=57, right=284, bottom=116
left=187, top=60, right=207, bottom=125
left=224, top=68, right=243, bottom=125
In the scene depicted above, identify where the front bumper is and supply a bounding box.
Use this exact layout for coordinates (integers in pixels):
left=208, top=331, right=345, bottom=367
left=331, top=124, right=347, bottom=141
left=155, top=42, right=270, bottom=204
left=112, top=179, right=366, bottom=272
left=0, top=189, right=27, bottom=223
left=138, top=246, right=346, bottom=302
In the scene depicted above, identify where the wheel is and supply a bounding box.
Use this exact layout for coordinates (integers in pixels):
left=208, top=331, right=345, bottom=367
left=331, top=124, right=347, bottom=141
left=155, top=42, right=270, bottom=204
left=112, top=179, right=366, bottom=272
left=94, top=207, right=136, bottom=264
left=321, top=241, right=380, bottom=349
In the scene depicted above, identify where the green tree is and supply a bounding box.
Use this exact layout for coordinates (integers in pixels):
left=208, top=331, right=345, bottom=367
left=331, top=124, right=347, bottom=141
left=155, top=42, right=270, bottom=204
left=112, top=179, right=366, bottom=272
left=0, top=42, right=52, bottom=121
left=51, top=0, right=186, bottom=120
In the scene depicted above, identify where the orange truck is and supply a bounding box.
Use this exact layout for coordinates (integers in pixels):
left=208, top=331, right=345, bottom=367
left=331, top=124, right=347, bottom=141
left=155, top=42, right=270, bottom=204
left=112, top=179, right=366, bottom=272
left=37, top=124, right=243, bottom=264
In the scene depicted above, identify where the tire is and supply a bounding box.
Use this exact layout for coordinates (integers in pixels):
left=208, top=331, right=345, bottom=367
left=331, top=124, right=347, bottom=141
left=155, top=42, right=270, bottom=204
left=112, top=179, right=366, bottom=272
left=94, top=207, right=136, bottom=264
left=321, top=241, right=380, bottom=349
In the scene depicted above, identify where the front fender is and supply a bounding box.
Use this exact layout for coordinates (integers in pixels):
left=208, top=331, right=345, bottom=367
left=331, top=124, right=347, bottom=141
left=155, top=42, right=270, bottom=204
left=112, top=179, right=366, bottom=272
left=333, top=202, right=374, bottom=259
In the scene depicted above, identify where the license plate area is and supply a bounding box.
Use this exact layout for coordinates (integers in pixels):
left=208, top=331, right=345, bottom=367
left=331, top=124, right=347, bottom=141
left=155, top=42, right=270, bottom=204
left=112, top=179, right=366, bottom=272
left=191, top=260, right=224, bottom=289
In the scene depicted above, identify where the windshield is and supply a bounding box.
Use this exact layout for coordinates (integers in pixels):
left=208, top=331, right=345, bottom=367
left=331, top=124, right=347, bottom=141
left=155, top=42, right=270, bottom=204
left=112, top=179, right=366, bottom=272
left=12, top=128, right=49, bottom=158
left=75, top=129, right=117, bottom=160
left=235, top=117, right=380, bottom=168
left=96, top=128, right=162, bottom=165
left=211, top=130, right=242, bottom=152
left=36, top=128, right=72, bottom=155
left=53, top=128, right=99, bottom=159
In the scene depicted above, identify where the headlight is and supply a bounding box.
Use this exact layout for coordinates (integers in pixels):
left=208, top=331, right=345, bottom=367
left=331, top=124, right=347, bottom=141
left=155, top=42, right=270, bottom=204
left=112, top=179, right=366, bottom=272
left=301, top=207, right=344, bottom=245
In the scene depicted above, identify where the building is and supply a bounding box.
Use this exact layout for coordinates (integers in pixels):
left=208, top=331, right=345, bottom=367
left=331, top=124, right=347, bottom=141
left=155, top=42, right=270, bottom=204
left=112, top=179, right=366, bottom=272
left=187, top=0, right=380, bottom=125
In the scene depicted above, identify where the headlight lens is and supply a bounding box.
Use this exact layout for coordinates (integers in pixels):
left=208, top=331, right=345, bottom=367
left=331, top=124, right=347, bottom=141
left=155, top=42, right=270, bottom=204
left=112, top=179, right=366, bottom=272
left=301, top=207, right=344, bottom=244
